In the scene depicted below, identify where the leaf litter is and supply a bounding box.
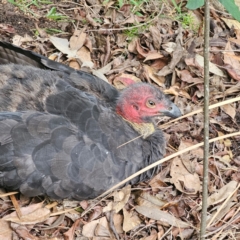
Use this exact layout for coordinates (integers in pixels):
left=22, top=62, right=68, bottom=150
left=0, top=0, right=240, bottom=239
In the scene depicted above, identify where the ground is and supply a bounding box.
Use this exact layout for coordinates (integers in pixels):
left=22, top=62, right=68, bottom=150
left=0, top=0, right=240, bottom=239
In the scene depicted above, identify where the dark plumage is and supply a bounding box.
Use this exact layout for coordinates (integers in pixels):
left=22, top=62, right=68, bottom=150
left=0, top=42, right=181, bottom=200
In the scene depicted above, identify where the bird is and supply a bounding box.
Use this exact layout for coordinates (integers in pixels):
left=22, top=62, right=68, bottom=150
left=0, top=41, right=181, bottom=200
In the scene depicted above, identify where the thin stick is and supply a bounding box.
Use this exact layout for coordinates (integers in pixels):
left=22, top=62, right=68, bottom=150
left=10, top=195, right=22, bottom=219
left=200, top=0, right=210, bottom=239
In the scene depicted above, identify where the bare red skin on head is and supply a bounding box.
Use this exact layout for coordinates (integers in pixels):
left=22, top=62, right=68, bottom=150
left=116, top=84, right=166, bottom=124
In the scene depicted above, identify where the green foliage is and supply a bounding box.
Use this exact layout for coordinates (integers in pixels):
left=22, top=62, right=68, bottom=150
left=171, top=0, right=197, bottom=30
left=219, top=0, right=240, bottom=21
left=123, top=23, right=148, bottom=40
left=8, top=0, right=40, bottom=15
left=123, top=26, right=139, bottom=39
left=8, top=0, right=69, bottom=21
left=186, top=0, right=204, bottom=10
left=186, top=0, right=240, bottom=21
left=46, top=7, right=68, bottom=21
left=45, top=28, right=64, bottom=34
left=118, top=0, right=124, bottom=8
left=94, top=18, right=103, bottom=23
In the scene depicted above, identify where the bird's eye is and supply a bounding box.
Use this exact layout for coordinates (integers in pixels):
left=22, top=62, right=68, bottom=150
left=146, top=99, right=156, bottom=108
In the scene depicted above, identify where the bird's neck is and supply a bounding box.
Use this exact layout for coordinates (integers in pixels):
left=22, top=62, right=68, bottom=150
left=123, top=118, right=155, bottom=138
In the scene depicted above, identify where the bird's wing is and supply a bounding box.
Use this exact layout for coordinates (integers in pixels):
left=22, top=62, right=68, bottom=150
left=0, top=41, right=119, bottom=102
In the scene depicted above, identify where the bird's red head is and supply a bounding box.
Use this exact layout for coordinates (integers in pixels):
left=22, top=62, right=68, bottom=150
left=116, top=83, right=181, bottom=124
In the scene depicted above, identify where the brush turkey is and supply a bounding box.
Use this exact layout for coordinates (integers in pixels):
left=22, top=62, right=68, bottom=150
left=0, top=42, right=181, bottom=200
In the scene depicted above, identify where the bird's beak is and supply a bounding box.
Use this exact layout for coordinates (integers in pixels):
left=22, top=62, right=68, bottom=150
left=160, top=101, right=182, bottom=118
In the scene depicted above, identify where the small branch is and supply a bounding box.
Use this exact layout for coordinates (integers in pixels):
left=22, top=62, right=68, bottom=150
left=200, top=0, right=210, bottom=239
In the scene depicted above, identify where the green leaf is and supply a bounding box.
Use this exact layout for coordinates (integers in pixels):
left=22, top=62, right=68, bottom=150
left=186, top=0, right=204, bottom=10
left=219, top=0, right=240, bottom=21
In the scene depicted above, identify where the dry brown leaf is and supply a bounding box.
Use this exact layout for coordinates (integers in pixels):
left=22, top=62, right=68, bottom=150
left=12, top=34, right=33, bottom=46
left=221, top=17, right=240, bottom=29
left=112, top=185, right=131, bottom=213
left=179, top=139, right=203, bottom=159
left=128, top=37, right=138, bottom=54
left=195, top=54, right=225, bottom=77
left=144, top=52, right=164, bottom=62
left=135, top=206, right=190, bottom=228
left=162, top=42, right=176, bottom=53
left=63, top=218, right=82, bottom=240
left=149, top=26, right=162, bottom=50
left=86, top=13, right=100, bottom=27
left=143, top=65, right=165, bottom=87
left=210, top=119, right=236, bottom=132
left=136, top=192, right=166, bottom=208
left=221, top=104, right=236, bottom=119
left=150, top=58, right=169, bottom=70
left=95, top=222, right=111, bottom=237
left=123, top=207, right=141, bottom=232
left=170, top=157, right=201, bottom=194
left=207, top=181, right=238, bottom=206
left=50, top=36, right=77, bottom=58
left=223, top=42, right=240, bottom=80
left=157, top=40, right=184, bottom=76
left=102, top=202, right=113, bottom=213
left=112, top=213, right=123, bottom=234
left=3, top=202, right=44, bottom=218
left=224, top=64, right=240, bottom=81
left=113, top=73, right=141, bottom=89
left=164, top=85, right=191, bottom=99
left=88, top=206, right=103, bottom=222
left=76, top=46, right=94, bottom=69
left=13, top=224, right=40, bottom=240
left=136, top=40, right=148, bottom=58
left=92, top=62, right=112, bottom=82
left=206, top=202, right=235, bottom=227
left=4, top=207, right=50, bottom=225
left=0, top=220, right=12, bottom=240
left=82, top=217, right=110, bottom=238
left=228, top=37, right=240, bottom=45
left=69, top=60, right=80, bottom=70
left=219, top=155, right=231, bottom=167
left=69, top=28, right=86, bottom=51
left=176, top=69, right=203, bottom=84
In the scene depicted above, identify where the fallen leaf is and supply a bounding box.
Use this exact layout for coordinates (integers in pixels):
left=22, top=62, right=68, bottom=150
left=4, top=207, right=50, bottom=225
left=136, top=192, right=166, bottom=208
left=69, top=28, right=86, bottom=51
left=195, top=54, right=225, bottom=77
left=113, top=185, right=131, bottom=213
left=113, top=73, right=141, bottom=89
left=76, top=46, right=94, bottom=69
left=221, top=17, right=240, bottom=29
left=162, top=42, right=176, bottom=53
left=221, top=104, right=236, bottom=119
left=144, top=51, right=164, bottom=62
left=50, top=36, right=77, bottom=58
left=170, top=157, right=201, bottom=194
left=82, top=217, right=110, bottom=237
left=113, top=213, right=123, bottom=234
left=123, top=207, right=141, bottom=232
left=149, top=26, right=162, bottom=50
left=0, top=220, right=12, bottom=240
left=135, top=206, right=189, bottom=228
left=207, top=181, right=238, bottom=206
left=143, top=65, right=165, bottom=86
